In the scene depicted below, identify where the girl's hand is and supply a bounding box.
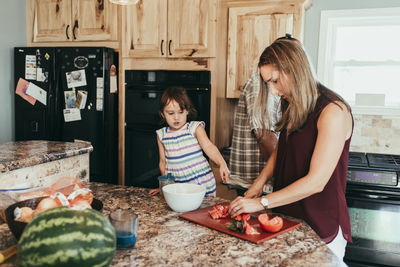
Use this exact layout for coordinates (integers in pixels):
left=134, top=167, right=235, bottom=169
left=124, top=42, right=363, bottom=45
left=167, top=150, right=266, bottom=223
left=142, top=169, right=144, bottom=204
left=229, top=196, right=264, bottom=217
left=219, top=165, right=230, bottom=183
left=148, top=188, right=160, bottom=196
left=244, top=180, right=264, bottom=198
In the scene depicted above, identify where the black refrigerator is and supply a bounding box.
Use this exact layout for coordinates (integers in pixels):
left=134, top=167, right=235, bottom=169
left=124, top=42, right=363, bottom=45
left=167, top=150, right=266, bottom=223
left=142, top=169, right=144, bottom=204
left=14, top=47, right=118, bottom=184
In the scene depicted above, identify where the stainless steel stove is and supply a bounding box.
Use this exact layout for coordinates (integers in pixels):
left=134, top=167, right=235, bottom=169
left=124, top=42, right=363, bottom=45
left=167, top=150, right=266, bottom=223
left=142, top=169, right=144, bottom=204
left=344, top=152, right=400, bottom=267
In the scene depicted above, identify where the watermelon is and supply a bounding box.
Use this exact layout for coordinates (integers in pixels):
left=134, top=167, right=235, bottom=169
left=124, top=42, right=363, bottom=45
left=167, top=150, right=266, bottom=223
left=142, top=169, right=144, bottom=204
left=17, top=206, right=116, bottom=267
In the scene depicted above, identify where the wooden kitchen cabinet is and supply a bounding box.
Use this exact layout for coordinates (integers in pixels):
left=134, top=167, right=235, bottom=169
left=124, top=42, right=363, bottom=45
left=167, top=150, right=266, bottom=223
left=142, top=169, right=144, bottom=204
left=26, top=0, right=118, bottom=43
left=225, top=0, right=311, bottom=98
left=122, top=0, right=216, bottom=58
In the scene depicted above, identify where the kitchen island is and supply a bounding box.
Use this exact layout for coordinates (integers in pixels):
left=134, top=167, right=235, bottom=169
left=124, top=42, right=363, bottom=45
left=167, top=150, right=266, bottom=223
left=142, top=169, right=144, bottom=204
left=0, top=182, right=343, bottom=266
left=0, top=140, right=92, bottom=189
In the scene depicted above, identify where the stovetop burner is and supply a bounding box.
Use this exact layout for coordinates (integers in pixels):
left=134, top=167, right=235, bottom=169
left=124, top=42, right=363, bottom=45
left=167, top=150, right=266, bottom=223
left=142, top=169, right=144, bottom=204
left=368, top=153, right=400, bottom=169
left=348, top=152, right=368, bottom=167
left=348, top=152, right=400, bottom=170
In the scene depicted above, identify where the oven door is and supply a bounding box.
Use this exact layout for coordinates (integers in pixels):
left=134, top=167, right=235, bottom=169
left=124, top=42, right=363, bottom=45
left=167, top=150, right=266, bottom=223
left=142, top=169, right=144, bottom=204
left=125, top=125, right=160, bottom=188
left=345, top=190, right=400, bottom=266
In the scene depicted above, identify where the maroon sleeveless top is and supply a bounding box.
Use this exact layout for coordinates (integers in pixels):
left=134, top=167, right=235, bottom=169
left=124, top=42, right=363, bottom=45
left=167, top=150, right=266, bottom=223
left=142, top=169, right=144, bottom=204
left=273, top=86, right=353, bottom=243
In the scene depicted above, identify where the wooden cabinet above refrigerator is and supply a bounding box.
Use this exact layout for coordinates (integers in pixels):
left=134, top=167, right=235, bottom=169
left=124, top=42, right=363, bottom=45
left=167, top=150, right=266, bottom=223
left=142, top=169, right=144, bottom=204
left=26, top=0, right=118, bottom=46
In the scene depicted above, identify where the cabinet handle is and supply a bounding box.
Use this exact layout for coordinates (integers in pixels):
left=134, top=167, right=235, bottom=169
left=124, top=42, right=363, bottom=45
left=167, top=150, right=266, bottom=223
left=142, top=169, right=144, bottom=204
left=65, top=25, right=70, bottom=40
left=168, top=40, right=172, bottom=56
left=72, top=20, right=79, bottom=40
left=161, top=40, right=164, bottom=56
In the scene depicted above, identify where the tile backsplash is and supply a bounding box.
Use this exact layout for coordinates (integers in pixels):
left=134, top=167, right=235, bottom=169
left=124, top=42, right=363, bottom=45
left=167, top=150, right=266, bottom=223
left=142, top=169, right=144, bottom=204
left=351, top=114, right=400, bottom=154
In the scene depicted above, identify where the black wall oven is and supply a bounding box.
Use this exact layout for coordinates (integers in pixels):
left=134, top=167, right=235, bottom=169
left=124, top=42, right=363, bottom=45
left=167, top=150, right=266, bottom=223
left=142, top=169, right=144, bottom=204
left=124, top=70, right=211, bottom=188
left=345, top=152, right=400, bottom=267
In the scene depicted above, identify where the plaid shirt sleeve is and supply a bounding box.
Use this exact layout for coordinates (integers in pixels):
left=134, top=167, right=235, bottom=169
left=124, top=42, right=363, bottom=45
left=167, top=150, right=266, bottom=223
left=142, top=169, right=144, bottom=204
left=229, top=71, right=266, bottom=182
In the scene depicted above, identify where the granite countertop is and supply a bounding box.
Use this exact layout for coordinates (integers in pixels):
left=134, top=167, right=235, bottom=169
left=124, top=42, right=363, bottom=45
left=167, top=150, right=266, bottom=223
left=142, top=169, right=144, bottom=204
left=0, top=141, right=93, bottom=173
left=0, top=183, right=343, bottom=266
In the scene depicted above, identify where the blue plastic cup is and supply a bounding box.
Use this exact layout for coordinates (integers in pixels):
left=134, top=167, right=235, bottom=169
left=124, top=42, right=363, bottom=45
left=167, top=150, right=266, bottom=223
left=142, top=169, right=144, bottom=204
left=158, top=174, right=174, bottom=196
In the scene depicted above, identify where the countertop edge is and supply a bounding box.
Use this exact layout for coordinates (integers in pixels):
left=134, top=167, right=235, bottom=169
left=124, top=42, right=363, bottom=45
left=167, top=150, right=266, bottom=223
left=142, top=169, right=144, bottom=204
left=0, top=141, right=93, bottom=173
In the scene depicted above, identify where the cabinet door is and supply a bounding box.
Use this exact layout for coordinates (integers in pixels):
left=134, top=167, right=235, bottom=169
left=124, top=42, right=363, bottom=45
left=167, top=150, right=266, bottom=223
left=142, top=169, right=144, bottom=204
left=123, top=0, right=167, bottom=57
left=71, top=0, right=118, bottom=41
left=167, top=0, right=216, bottom=58
left=31, top=0, right=72, bottom=42
left=226, top=4, right=299, bottom=98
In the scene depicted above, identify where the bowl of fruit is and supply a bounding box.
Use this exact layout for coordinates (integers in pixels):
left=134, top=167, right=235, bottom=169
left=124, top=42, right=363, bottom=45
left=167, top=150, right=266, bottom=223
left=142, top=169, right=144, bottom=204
left=5, top=195, right=102, bottom=240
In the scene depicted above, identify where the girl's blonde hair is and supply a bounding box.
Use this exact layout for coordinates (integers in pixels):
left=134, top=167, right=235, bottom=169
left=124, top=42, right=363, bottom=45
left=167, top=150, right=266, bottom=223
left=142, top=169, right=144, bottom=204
left=159, top=86, right=197, bottom=123
left=256, top=37, right=319, bottom=134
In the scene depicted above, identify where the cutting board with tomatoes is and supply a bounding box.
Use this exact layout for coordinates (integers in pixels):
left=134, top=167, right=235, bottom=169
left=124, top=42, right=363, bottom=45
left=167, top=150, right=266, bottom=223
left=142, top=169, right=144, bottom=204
left=179, top=202, right=301, bottom=244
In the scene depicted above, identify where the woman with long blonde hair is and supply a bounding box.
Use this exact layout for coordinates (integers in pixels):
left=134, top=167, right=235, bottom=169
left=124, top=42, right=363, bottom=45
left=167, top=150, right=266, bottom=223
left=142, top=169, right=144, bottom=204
left=229, top=35, right=353, bottom=260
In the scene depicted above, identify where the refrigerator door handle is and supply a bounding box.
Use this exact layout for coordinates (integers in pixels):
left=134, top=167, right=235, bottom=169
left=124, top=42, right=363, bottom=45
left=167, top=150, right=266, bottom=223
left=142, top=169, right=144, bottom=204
left=30, top=121, right=39, bottom=133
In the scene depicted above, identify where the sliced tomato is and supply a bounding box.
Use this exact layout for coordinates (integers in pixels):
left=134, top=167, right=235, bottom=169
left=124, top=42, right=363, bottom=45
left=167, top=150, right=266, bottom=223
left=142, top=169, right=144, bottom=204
left=258, top=215, right=283, bottom=233
left=242, top=213, right=250, bottom=221
left=234, top=214, right=242, bottom=221
left=220, top=205, right=230, bottom=218
left=208, top=209, right=220, bottom=219
left=258, top=213, right=269, bottom=224
left=214, top=204, right=225, bottom=212
left=244, top=220, right=260, bottom=235
left=209, top=204, right=230, bottom=219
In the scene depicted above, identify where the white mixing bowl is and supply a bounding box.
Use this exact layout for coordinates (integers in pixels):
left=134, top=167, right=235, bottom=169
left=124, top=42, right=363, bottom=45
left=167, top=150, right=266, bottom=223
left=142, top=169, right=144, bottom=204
left=162, top=183, right=206, bottom=212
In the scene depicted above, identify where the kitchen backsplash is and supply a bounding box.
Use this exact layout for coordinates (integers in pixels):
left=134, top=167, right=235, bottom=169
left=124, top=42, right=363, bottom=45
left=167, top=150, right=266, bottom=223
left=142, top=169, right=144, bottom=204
left=351, top=114, right=400, bottom=154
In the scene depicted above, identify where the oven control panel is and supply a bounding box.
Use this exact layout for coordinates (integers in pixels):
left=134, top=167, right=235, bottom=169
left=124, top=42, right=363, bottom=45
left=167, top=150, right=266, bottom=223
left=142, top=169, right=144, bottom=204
left=347, top=169, right=398, bottom=186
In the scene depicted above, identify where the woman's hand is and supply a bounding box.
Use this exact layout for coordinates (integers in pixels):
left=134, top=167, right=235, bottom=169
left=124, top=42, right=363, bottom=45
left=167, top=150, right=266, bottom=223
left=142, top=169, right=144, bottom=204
left=244, top=179, right=264, bottom=198
left=228, top=196, right=264, bottom=217
left=148, top=188, right=160, bottom=196
left=219, top=164, right=230, bottom=183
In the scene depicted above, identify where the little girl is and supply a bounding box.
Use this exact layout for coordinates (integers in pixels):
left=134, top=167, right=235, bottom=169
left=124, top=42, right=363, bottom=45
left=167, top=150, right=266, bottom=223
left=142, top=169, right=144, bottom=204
left=149, top=86, right=230, bottom=197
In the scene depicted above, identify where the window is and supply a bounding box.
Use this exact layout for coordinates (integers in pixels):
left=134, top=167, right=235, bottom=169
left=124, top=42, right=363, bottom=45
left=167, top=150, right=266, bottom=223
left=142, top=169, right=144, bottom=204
left=317, top=8, right=400, bottom=115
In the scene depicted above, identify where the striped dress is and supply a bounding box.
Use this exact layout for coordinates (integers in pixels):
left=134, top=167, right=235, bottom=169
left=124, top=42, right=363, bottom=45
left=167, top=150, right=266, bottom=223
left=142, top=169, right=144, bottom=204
left=156, top=121, right=216, bottom=196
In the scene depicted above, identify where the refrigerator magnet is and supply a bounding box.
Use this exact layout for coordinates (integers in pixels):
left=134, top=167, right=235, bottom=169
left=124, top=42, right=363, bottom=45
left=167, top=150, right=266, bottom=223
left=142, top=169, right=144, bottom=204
left=66, top=69, right=87, bottom=88
left=26, top=82, right=47, bottom=105
left=110, top=65, right=118, bottom=94
left=15, top=78, right=36, bottom=105
left=25, top=55, right=37, bottom=80
left=63, top=108, right=81, bottom=122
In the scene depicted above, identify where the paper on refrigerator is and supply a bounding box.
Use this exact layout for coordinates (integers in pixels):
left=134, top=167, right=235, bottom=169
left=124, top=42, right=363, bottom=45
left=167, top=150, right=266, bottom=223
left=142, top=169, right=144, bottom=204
left=63, top=108, right=81, bottom=122
left=75, top=90, right=88, bottom=109
left=25, top=55, right=36, bottom=80
left=26, top=82, right=47, bottom=105
left=15, top=78, right=36, bottom=105
left=66, top=70, right=87, bottom=88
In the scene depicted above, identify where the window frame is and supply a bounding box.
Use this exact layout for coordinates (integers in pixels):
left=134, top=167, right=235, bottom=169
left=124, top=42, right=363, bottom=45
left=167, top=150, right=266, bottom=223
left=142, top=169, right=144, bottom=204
left=317, top=7, right=400, bottom=116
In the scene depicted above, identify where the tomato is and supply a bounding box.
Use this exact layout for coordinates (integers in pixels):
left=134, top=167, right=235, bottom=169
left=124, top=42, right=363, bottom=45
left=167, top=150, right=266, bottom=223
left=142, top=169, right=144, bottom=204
left=258, top=214, right=283, bottom=233
left=258, top=213, right=269, bottom=223
left=208, top=209, right=220, bottom=219
left=242, top=213, right=250, bottom=221
left=244, top=220, right=260, bottom=235
left=209, top=204, right=230, bottom=219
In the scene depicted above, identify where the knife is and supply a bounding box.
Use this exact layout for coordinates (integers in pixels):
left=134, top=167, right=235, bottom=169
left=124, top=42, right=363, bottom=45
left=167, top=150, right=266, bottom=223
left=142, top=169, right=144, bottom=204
left=0, top=244, right=17, bottom=263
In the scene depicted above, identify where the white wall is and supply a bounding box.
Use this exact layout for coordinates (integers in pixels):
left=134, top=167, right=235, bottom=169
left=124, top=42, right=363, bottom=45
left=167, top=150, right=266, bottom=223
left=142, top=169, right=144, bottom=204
left=0, top=0, right=26, bottom=143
